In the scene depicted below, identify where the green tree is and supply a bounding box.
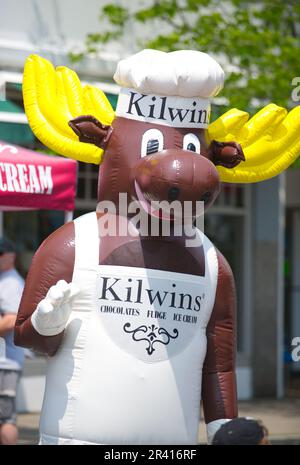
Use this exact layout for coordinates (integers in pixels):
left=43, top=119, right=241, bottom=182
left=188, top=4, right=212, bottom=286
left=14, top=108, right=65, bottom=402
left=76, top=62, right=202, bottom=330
left=71, top=0, right=300, bottom=114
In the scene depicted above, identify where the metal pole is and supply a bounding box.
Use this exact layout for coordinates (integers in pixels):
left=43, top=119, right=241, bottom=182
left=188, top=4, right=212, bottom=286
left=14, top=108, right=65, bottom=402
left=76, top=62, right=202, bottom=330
left=277, top=172, right=286, bottom=398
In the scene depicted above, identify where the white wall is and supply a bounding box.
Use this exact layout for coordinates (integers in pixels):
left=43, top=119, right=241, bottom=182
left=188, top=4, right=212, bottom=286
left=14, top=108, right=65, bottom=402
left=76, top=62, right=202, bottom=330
left=0, top=0, right=143, bottom=79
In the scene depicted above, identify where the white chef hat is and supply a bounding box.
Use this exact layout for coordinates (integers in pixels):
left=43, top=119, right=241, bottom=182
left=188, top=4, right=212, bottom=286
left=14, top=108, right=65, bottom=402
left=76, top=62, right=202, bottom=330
left=114, top=49, right=224, bottom=129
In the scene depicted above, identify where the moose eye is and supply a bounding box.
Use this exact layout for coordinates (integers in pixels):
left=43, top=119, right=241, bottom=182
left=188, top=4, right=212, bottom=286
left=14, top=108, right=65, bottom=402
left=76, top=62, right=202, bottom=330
left=141, top=129, right=164, bottom=157
left=183, top=133, right=201, bottom=154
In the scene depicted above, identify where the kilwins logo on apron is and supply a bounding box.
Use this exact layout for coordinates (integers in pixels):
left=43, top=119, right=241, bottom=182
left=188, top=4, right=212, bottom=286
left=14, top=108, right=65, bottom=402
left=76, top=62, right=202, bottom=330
left=95, top=266, right=207, bottom=362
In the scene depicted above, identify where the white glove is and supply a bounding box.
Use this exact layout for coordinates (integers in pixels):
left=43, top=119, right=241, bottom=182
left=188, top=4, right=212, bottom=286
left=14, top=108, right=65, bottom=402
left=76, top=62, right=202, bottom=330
left=31, top=280, right=80, bottom=336
left=206, top=419, right=232, bottom=444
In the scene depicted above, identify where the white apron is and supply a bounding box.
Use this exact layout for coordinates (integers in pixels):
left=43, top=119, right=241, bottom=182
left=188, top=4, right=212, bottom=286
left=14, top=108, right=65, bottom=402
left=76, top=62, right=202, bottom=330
left=39, top=212, right=218, bottom=445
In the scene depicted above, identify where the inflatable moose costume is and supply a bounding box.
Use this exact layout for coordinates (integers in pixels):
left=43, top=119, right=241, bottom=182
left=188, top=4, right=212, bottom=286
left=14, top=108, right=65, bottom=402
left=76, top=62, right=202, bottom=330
left=15, top=50, right=300, bottom=445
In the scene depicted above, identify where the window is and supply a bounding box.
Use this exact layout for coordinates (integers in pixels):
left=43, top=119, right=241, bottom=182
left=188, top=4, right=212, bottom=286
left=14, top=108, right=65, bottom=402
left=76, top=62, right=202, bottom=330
left=206, top=184, right=252, bottom=354
left=76, top=161, right=99, bottom=210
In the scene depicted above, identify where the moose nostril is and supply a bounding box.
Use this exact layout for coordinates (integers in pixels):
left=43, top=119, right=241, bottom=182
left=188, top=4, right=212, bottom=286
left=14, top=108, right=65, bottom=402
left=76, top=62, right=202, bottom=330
left=200, top=191, right=212, bottom=203
left=168, top=186, right=180, bottom=201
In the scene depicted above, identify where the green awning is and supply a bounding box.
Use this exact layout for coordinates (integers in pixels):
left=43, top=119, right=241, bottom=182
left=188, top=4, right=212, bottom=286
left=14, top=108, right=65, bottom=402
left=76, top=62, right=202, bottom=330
left=0, top=99, right=23, bottom=113
left=0, top=121, right=35, bottom=145
left=0, top=99, right=35, bottom=145
left=107, top=93, right=118, bottom=110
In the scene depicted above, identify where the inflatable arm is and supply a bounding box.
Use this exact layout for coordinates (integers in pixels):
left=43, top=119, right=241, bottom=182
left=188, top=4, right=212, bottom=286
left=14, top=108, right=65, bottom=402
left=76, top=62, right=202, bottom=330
left=202, top=250, right=237, bottom=441
left=14, top=223, right=75, bottom=355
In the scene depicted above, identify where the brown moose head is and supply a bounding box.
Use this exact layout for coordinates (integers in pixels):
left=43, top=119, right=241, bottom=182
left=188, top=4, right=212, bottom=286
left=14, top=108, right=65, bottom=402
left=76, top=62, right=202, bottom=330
left=69, top=114, right=244, bottom=219
left=68, top=50, right=245, bottom=220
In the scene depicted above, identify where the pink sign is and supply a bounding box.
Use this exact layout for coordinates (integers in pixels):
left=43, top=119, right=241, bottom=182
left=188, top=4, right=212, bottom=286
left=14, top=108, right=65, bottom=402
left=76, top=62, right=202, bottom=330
left=0, top=141, right=77, bottom=211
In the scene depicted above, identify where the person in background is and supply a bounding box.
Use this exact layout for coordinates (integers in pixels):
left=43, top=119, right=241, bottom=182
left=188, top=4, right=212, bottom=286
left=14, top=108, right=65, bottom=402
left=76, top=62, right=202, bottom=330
left=212, top=417, right=270, bottom=445
left=0, top=238, right=25, bottom=445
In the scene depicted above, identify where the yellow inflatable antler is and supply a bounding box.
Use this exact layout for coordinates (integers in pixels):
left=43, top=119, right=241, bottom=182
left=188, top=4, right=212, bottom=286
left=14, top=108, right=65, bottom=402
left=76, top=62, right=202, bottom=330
left=23, top=55, right=115, bottom=164
left=208, top=104, right=300, bottom=183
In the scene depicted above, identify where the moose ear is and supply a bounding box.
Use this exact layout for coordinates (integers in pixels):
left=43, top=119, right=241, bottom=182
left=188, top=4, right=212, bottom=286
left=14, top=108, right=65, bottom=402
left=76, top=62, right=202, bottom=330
left=69, top=115, right=113, bottom=149
left=208, top=140, right=245, bottom=169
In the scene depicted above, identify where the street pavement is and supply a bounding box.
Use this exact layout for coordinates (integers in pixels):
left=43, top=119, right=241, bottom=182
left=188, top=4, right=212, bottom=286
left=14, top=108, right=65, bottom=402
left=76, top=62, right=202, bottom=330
left=16, top=399, right=300, bottom=445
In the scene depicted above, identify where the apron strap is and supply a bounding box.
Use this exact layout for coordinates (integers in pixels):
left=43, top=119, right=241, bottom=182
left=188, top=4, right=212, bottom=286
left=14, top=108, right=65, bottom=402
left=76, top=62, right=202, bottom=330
left=74, top=212, right=99, bottom=268
left=201, top=230, right=218, bottom=303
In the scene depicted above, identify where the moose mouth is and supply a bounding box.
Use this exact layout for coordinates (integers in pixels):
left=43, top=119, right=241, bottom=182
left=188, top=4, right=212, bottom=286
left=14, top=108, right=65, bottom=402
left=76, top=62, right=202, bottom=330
left=134, top=181, right=175, bottom=221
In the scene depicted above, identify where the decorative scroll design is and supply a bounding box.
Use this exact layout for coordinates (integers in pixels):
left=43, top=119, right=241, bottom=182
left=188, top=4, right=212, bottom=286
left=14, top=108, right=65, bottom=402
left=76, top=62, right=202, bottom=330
left=123, top=323, right=178, bottom=355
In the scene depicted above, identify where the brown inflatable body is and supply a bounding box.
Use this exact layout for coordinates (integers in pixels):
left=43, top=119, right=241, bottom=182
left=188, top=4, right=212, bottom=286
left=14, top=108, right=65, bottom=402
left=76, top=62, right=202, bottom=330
left=14, top=49, right=258, bottom=444
left=15, top=117, right=240, bottom=441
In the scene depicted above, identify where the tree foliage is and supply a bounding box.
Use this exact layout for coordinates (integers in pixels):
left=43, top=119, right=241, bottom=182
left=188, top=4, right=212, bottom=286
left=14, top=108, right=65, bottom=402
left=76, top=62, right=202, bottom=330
left=71, top=0, right=300, bottom=113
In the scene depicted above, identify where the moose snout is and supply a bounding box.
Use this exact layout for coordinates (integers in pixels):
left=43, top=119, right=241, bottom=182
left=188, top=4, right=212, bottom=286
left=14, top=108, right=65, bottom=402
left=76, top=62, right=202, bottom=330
left=133, top=149, right=220, bottom=215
